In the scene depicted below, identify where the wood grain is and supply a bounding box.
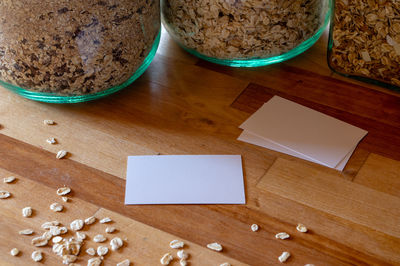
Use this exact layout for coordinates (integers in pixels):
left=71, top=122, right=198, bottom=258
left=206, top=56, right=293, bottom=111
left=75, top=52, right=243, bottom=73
left=257, top=158, right=400, bottom=238
left=0, top=27, right=399, bottom=265
left=248, top=189, right=400, bottom=265
left=0, top=134, right=353, bottom=265
left=353, top=153, right=400, bottom=198
left=0, top=171, right=246, bottom=266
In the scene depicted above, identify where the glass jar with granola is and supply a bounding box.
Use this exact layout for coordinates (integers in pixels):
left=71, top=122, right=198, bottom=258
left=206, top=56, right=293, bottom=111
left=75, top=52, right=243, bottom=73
left=328, top=0, right=400, bottom=90
left=0, top=0, right=160, bottom=103
left=161, top=0, right=331, bottom=67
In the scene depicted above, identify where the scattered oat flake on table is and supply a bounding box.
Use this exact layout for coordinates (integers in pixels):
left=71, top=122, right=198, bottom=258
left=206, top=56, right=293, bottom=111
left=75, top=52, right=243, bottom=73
left=56, top=150, right=68, bottom=159
left=110, top=237, right=123, bottom=250
left=105, top=226, right=116, bottom=233
left=0, top=190, right=11, bottom=198
left=59, top=226, right=68, bottom=234
left=62, top=196, right=68, bottom=202
left=70, top=219, right=84, bottom=231
left=220, top=263, right=231, bottom=266
left=49, top=226, right=63, bottom=236
left=76, top=231, right=86, bottom=241
left=42, top=231, right=53, bottom=240
left=170, top=239, right=185, bottom=249
left=297, top=223, right=308, bottom=233
left=31, top=250, right=43, bottom=262
left=117, top=259, right=130, bottom=266
left=177, top=250, right=188, bottom=260
left=278, top=251, right=291, bottom=263
left=275, top=232, right=290, bottom=240
left=304, top=264, right=315, bottom=266
left=22, top=207, right=33, bottom=217
left=50, top=202, right=64, bottom=212
left=94, top=234, right=107, bottom=243
left=31, top=236, right=48, bottom=247
left=85, top=216, right=96, bottom=225
left=97, top=246, right=108, bottom=256
left=207, top=242, right=223, bottom=252
left=10, top=248, right=19, bottom=256
left=160, top=253, right=173, bottom=265
left=19, top=229, right=34, bottom=235
left=42, top=220, right=60, bottom=229
left=62, top=254, right=77, bottom=264
left=52, top=243, right=62, bottom=255
left=3, top=176, right=16, bottom=183
left=52, top=236, right=63, bottom=243
left=86, top=248, right=96, bottom=256
left=251, top=224, right=259, bottom=232
left=43, top=119, right=55, bottom=125
left=100, top=217, right=112, bottom=223
left=46, top=137, right=57, bottom=144
left=88, top=257, right=102, bottom=266
left=180, top=259, right=188, bottom=266
left=57, top=187, right=71, bottom=196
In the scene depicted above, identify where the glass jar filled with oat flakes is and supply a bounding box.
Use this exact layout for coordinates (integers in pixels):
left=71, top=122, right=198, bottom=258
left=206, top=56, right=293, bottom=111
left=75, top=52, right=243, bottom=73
left=328, top=0, right=400, bottom=90
left=0, top=0, right=160, bottom=103
left=161, top=0, right=332, bottom=67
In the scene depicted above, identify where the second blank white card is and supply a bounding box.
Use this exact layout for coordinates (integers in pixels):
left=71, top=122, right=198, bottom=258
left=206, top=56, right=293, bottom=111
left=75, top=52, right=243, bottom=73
left=240, top=96, right=368, bottom=168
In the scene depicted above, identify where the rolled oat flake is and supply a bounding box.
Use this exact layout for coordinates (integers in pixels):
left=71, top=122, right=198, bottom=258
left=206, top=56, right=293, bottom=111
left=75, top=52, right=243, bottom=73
left=3, top=176, right=16, bottom=183
left=93, top=234, right=107, bottom=243
left=22, top=207, right=33, bottom=217
left=207, top=242, right=223, bottom=252
left=297, top=223, right=308, bottom=233
left=160, top=253, right=173, bottom=265
left=278, top=251, right=291, bottom=263
left=31, top=250, right=43, bottom=262
left=57, top=187, right=71, bottom=196
left=56, top=150, right=68, bottom=159
left=10, top=248, right=19, bottom=256
left=117, top=259, right=131, bottom=266
left=70, top=219, right=84, bottom=231
left=0, top=190, right=11, bottom=199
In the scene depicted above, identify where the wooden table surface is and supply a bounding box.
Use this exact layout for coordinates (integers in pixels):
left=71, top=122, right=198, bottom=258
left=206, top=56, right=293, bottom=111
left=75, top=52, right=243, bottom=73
left=1, top=27, right=400, bottom=266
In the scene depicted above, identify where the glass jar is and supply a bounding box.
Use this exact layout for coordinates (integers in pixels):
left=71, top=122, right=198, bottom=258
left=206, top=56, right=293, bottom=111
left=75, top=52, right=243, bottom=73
left=328, top=0, right=400, bottom=90
left=0, top=0, right=160, bottom=103
left=161, top=0, right=332, bottom=67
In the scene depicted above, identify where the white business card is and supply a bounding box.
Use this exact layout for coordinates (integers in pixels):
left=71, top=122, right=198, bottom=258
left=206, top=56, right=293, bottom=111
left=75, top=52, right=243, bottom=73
left=125, top=155, right=245, bottom=205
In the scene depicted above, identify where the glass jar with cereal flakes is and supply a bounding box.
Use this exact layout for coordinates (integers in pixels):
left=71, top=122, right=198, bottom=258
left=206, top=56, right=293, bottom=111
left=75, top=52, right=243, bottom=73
left=161, top=0, right=332, bottom=67
left=0, top=0, right=160, bottom=103
left=328, top=0, right=400, bottom=90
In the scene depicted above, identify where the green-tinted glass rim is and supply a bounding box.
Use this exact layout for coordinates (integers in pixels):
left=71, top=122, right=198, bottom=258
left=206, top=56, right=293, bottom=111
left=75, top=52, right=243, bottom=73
left=0, top=31, right=161, bottom=104
left=163, top=0, right=332, bottom=67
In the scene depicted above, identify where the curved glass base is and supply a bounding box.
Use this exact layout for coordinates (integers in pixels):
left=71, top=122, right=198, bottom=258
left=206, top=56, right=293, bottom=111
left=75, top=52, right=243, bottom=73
left=182, top=28, right=326, bottom=67
left=163, top=0, right=331, bottom=67
left=0, top=31, right=161, bottom=103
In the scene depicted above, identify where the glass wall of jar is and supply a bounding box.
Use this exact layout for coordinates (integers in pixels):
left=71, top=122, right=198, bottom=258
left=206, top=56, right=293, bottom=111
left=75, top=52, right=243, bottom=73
left=0, top=0, right=160, bottom=103
left=161, top=0, right=332, bottom=67
left=328, top=0, right=400, bottom=91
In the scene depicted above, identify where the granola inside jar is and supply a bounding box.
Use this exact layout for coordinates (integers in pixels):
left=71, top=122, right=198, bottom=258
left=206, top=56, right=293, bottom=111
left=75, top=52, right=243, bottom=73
left=328, top=0, right=400, bottom=90
left=0, top=0, right=160, bottom=103
left=161, top=0, right=331, bottom=67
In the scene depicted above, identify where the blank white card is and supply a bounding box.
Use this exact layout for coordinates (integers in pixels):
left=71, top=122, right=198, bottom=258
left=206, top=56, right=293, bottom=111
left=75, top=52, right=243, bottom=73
left=240, top=96, right=368, bottom=169
left=125, top=155, right=245, bottom=205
